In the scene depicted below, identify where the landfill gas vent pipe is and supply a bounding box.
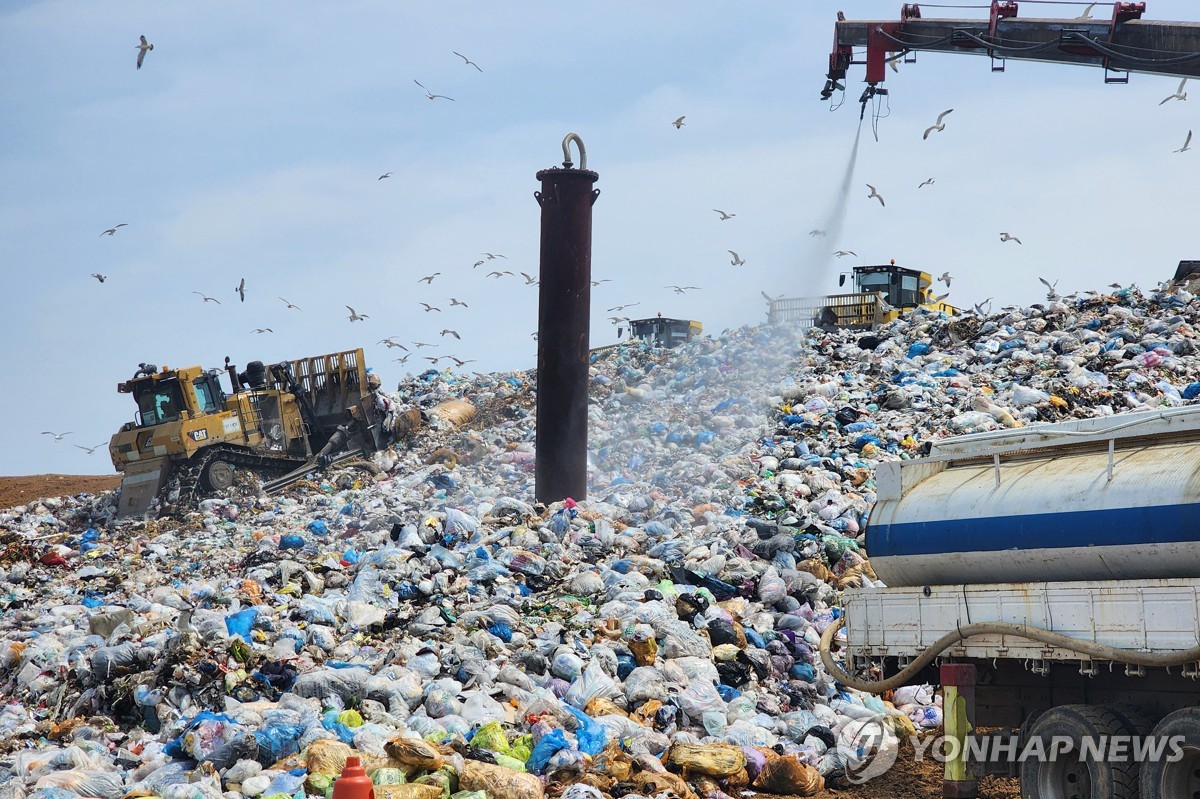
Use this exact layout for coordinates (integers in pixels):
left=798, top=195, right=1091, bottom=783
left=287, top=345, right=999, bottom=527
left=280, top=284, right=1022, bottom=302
left=534, top=133, right=599, bottom=504
left=818, top=617, right=1200, bottom=694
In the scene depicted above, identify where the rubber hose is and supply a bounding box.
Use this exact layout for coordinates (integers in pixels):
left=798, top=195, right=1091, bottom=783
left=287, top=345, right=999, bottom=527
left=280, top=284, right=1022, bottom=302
left=818, top=616, right=1200, bottom=694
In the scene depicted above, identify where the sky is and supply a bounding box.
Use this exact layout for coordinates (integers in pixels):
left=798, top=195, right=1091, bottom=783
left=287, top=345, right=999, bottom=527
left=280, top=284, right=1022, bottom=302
left=1, top=0, right=1197, bottom=476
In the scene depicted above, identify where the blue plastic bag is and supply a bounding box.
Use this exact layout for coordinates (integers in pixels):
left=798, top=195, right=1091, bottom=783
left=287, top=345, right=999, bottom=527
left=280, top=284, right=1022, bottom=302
left=525, top=728, right=569, bottom=774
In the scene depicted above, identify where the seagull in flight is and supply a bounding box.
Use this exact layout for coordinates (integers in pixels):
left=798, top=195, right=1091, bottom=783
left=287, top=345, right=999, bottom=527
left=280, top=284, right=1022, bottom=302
left=1174, top=130, right=1192, bottom=153
left=1160, top=78, right=1188, bottom=105
left=521, top=273, right=538, bottom=285
left=866, top=184, right=885, bottom=206
left=379, top=338, right=409, bottom=350
left=607, top=302, right=640, bottom=312
left=918, top=178, right=935, bottom=188
left=414, top=80, right=454, bottom=101
left=672, top=116, right=686, bottom=129
left=90, top=273, right=107, bottom=283
left=439, top=329, right=461, bottom=340
left=453, top=51, right=483, bottom=72
left=42, top=431, right=73, bottom=443
left=100, top=223, right=128, bottom=237
left=483, top=252, right=507, bottom=260
left=378, top=172, right=392, bottom=180
left=713, top=209, right=735, bottom=220
left=235, top=277, right=246, bottom=302
left=346, top=305, right=369, bottom=321
left=74, top=443, right=107, bottom=455
left=1000, top=232, right=1022, bottom=244
left=419, top=272, right=441, bottom=284
left=136, top=36, right=153, bottom=70
left=449, top=297, right=469, bottom=307
left=419, top=302, right=442, bottom=312
left=193, top=291, right=221, bottom=304
left=938, top=271, right=952, bottom=287
left=279, top=297, right=302, bottom=310
left=834, top=250, right=857, bottom=258
left=251, top=328, right=273, bottom=334
left=728, top=250, right=746, bottom=266
left=666, top=285, right=700, bottom=294
left=922, top=108, right=953, bottom=140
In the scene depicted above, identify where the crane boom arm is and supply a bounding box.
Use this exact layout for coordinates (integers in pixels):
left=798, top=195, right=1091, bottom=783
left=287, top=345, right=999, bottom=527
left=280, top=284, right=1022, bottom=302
left=826, top=1, right=1200, bottom=95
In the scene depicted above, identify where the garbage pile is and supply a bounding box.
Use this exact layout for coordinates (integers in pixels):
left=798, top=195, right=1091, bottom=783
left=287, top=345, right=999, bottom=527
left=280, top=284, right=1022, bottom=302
left=3, top=281, right=1198, bottom=799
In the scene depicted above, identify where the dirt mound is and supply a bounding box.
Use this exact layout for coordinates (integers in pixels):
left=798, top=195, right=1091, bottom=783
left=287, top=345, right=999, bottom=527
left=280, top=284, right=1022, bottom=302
left=0, top=474, right=120, bottom=510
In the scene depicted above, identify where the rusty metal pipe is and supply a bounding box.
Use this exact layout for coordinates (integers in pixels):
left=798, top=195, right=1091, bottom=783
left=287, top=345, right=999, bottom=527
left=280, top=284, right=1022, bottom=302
left=534, top=134, right=600, bottom=504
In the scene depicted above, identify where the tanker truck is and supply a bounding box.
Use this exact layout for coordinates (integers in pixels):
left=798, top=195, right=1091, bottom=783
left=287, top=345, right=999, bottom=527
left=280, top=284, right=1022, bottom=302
left=819, top=406, right=1200, bottom=799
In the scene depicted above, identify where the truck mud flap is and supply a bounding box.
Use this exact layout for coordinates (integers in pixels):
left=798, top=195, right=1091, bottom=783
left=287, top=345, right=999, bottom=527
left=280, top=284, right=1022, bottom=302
left=116, top=457, right=170, bottom=518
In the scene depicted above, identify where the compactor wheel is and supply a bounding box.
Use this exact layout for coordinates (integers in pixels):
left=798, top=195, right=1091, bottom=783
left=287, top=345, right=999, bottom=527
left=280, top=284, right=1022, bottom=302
left=200, top=458, right=235, bottom=491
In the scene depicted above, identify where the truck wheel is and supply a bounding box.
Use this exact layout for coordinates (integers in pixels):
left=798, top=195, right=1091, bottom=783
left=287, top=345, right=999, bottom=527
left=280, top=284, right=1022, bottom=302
left=1019, top=704, right=1138, bottom=799
left=1139, top=707, right=1200, bottom=799
left=201, top=459, right=235, bottom=491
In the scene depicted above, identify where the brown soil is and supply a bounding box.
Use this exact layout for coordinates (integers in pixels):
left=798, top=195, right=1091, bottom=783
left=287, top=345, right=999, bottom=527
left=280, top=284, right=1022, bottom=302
left=0, top=474, right=120, bottom=509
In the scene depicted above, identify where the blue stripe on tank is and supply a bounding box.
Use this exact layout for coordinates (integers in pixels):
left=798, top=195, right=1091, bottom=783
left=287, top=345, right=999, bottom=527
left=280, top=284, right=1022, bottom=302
left=867, top=504, right=1200, bottom=557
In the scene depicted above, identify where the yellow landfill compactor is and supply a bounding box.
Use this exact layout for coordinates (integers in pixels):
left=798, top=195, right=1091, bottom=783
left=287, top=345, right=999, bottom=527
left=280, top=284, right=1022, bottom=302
left=108, top=348, right=446, bottom=517
left=767, top=262, right=959, bottom=331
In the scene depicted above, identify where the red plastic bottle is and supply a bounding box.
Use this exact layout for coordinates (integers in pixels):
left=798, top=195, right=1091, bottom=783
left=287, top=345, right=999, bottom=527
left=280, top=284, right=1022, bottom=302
left=333, top=756, right=375, bottom=799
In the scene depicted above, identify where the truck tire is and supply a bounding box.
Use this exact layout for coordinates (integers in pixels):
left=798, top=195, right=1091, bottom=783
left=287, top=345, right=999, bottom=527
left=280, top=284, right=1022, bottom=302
left=1139, top=707, right=1200, bottom=799
left=1019, top=704, right=1138, bottom=799
left=201, top=458, right=235, bottom=492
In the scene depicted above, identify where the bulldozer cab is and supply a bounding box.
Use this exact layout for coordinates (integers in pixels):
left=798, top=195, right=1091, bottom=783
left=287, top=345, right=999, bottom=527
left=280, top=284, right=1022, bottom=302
left=843, top=263, right=928, bottom=310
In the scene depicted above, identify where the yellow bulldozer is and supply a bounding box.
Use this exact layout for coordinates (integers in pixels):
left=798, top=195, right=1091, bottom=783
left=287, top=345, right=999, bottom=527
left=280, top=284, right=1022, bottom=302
left=767, top=261, right=958, bottom=330
left=108, top=348, right=470, bottom=517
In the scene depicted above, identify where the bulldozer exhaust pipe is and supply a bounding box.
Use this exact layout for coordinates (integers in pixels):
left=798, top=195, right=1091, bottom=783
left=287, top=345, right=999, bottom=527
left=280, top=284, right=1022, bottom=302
left=534, top=134, right=599, bottom=504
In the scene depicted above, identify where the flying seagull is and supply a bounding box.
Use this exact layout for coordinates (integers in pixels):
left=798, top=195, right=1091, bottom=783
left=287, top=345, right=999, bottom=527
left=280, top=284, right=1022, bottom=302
left=728, top=250, right=746, bottom=266
left=834, top=250, right=857, bottom=258
left=100, top=224, right=128, bottom=237
left=414, top=79, right=454, bottom=101
left=866, top=184, right=885, bottom=207
left=42, top=431, right=73, bottom=443
left=938, top=271, right=952, bottom=287
left=918, top=178, right=935, bottom=188
left=607, top=303, right=640, bottom=312
left=90, top=273, right=107, bottom=283
left=439, top=329, right=461, bottom=340
left=235, top=278, right=246, bottom=302
left=378, top=172, right=392, bottom=180
left=346, top=305, right=369, bottom=321
left=279, top=297, right=302, bottom=310
left=193, top=291, right=221, bottom=304
left=449, top=297, right=469, bottom=307
left=1160, top=78, right=1188, bottom=105
left=419, top=302, right=442, bottom=312
left=453, top=51, right=483, bottom=72
left=136, top=36, right=153, bottom=70
left=672, top=116, right=686, bottom=129
left=251, top=328, right=273, bottom=334
left=923, top=109, right=954, bottom=140
left=74, top=443, right=107, bottom=455
left=1000, top=232, right=1022, bottom=244
left=666, top=285, right=700, bottom=294
left=1174, top=130, right=1192, bottom=153
left=713, top=209, right=735, bottom=220
left=419, top=272, right=441, bottom=284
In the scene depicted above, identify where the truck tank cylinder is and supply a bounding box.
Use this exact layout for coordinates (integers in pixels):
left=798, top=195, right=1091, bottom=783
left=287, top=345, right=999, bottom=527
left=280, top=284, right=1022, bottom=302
left=867, top=431, right=1200, bottom=587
